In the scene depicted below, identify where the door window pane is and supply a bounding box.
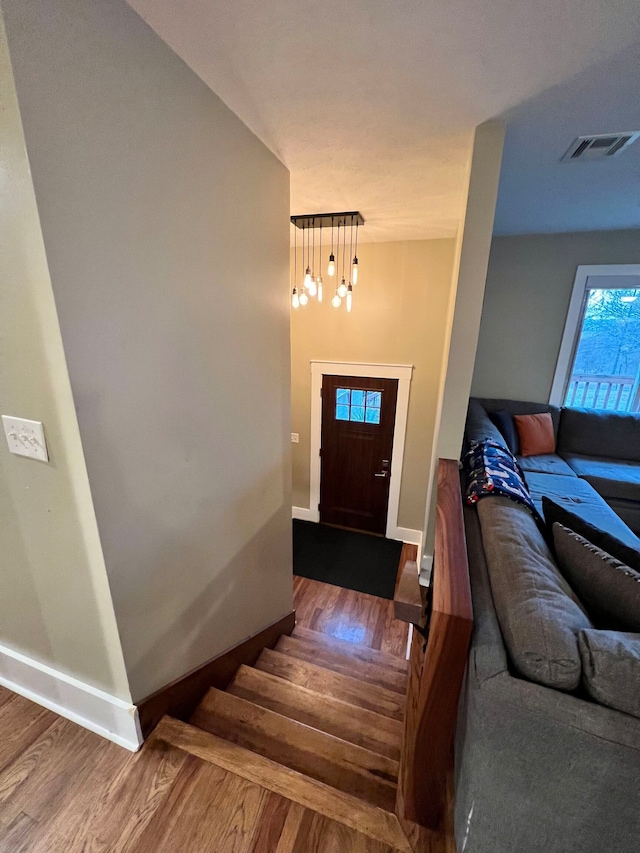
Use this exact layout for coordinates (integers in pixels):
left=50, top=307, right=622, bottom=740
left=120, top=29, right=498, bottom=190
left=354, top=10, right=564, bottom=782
left=334, top=387, right=384, bottom=423
left=565, top=288, right=640, bottom=411
left=365, top=406, right=381, bottom=424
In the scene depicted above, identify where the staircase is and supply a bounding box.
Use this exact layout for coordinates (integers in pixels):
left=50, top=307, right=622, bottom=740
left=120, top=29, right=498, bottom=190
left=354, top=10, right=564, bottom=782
left=153, top=624, right=424, bottom=851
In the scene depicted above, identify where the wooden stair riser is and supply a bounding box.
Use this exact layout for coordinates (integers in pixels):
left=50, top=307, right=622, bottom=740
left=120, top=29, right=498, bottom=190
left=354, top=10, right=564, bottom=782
left=292, top=625, right=409, bottom=674
left=190, top=688, right=398, bottom=812
left=275, top=635, right=407, bottom=694
left=255, top=649, right=405, bottom=721
left=229, top=664, right=403, bottom=761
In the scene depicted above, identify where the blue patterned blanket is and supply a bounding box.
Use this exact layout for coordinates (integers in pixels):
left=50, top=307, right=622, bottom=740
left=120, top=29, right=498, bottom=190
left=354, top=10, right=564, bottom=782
left=463, top=439, right=536, bottom=514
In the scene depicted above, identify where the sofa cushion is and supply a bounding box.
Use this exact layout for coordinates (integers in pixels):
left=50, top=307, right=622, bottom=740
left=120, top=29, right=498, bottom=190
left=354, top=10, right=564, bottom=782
left=518, top=454, right=577, bottom=478
left=477, top=498, right=592, bottom=690
left=553, top=524, right=640, bottom=632
left=579, top=630, right=640, bottom=719
left=465, top=399, right=507, bottom=449
left=514, top=413, right=556, bottom=457
left=558, top=407, right=640, bottom=462
left=542, top=496, right=640, bottom=573
left=472, top=397, right=561, bottom=438
left=559, top=453, right=640, bottom=502
left=488, top=409, right=519, bottom=454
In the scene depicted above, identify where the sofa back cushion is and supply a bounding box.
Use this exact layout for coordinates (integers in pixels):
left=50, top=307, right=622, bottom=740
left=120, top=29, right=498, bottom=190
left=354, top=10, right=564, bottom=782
left=553, top=524, right=640, bottom=632
left=477, top=497, right=592, bottom=690
left=465, top=399, right=507, bottom=449
left=472, top=397, right=561, bottom=438
left=579, top=630, right=640, bottom=719
left=558, top=407, right=640, bottom=462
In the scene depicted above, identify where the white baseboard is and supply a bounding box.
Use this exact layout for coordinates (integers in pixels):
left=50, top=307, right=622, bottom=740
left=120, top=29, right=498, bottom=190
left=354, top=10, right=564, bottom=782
left=292, top=506, right=317, bottom=522
left=391, top=527, right=422, bottom=548
left=0, top=642, right=142, bottom=751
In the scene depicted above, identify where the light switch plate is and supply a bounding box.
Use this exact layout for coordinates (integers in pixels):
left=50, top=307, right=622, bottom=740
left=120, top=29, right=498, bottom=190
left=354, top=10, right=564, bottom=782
left=2, top=415, right=49, bottom=462
left=291, top=433, right=299, bottom=444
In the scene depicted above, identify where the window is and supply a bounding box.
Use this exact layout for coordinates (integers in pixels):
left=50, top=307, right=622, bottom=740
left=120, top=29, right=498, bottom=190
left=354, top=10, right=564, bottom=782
left=335, top=388, right=382, bottom=423
left=552, top=266, right=640, bottom=412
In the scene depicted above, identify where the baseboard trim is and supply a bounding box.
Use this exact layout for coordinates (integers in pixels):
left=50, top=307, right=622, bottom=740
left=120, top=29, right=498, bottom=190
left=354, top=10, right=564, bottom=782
left=137, top=610, right=296, bottom=737
left=391, top=527, right=423, bottom=549
left=0, top=642, right=141, bottom=751
left=292, top=506, right=315, bottom=522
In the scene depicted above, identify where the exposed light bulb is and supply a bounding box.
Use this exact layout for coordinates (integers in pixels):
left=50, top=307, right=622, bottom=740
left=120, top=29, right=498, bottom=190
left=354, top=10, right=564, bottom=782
left=331, top=292, right=341, bottom=308
left=337, top=278, right=348, bottom=299
left=304, top=267, right=312, bottom=288
left=327, top=254, right=336, bottom=277
left=317, top=276, right=323, bottom=302
left=292, top=287, right=299, bottom=309
left=308, top=277, right=317, bottom=297
left=346, top=282, right=353, bottom=313
left=299, top=289, right=308, bottom=306
left=352, top=257, right=358, bottom=285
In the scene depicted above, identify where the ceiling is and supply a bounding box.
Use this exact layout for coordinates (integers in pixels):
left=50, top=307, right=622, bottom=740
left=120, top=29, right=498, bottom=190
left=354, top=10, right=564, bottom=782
left=127, top=0, right=640, bottom=242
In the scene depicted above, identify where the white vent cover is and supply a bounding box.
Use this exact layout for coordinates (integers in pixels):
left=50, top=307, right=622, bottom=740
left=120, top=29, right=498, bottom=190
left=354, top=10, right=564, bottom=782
left=561, top=132, right=640, bottom=162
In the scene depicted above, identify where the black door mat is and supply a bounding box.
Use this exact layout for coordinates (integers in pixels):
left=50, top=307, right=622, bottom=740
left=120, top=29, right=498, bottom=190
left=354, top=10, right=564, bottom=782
left=293, top=519, right=403, bottom=600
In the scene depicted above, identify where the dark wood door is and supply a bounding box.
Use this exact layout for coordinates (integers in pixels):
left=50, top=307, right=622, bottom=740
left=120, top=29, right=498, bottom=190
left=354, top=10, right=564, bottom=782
left=319, top=375, right=398, bottom=535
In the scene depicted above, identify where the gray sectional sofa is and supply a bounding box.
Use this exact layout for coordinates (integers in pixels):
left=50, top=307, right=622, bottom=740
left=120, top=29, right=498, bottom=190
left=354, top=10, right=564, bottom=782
left=455, top=398, right=640, bottom=853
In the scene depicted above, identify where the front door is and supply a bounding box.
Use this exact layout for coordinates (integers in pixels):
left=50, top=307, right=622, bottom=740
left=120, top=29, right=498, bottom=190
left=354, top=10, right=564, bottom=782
left=319, top=375, right=398, bottom=535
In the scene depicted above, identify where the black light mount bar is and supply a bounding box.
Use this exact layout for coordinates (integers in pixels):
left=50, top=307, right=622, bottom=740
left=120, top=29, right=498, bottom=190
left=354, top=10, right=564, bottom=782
left=291, top=211, right=365, bottom=230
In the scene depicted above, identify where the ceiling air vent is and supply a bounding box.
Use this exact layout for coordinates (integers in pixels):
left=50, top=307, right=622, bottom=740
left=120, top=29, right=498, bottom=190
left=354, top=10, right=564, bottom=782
left=561, top=132, right=640, bottom=162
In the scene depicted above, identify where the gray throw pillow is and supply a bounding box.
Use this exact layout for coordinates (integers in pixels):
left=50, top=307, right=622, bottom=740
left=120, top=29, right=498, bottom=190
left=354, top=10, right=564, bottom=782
left=579, top=630, right=640, bottom=719
left=553, top=523, right=640, bottom=632
left=477, top=499, right=592, bottom=690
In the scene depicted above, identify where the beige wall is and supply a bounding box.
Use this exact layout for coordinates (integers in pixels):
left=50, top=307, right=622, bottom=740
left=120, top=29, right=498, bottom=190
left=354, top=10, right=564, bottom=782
left=4, top=0, right=293, bottom=703
left=0, top=10, right=130, bottom=699
left=472, top=229, right=640, bottom=403
left=291, top=239, right=456, bottom=532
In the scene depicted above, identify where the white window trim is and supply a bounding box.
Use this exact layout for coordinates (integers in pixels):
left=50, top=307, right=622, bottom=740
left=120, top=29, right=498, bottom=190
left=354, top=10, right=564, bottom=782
left=307, top=360, right=413, bottom=542
left=550, top=264, right=640, bottom=406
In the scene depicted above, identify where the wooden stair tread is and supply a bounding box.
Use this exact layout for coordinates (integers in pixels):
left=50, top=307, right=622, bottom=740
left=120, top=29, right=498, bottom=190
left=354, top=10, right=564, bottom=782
left=190, top=688, right=398, bottom=811
left=153, top=716, right=413, bottom=852
left=255, top=649, right=405, bottom=721
left=292, top=625, right=409, bottom=674
left=276, top=635, right=407, bottom=694
left=229, top=664, right=403, bottom=760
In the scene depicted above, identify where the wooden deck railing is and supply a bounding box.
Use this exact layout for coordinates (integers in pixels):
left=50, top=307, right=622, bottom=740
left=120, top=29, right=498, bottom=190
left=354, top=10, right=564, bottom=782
left=394, top=458, right=473, bottom=831
left=566, top=373, right=640, bottom=411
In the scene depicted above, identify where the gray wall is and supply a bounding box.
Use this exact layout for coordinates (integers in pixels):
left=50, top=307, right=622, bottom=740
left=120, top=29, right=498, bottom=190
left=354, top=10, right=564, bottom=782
left=0, top=9, right=130, bottom=699
left=471, top=230, right=640, bottom=403
left=3, top=0, right=293, bottom=702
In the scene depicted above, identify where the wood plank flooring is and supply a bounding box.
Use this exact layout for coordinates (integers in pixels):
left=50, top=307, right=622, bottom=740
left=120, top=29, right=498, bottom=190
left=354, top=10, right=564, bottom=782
left=0, top=545, right=456, bottom=852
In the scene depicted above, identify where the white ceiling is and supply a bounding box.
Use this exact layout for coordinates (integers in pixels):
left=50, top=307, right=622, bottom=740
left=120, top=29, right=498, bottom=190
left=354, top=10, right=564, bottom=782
left=127, top=0, right=640, bottom=242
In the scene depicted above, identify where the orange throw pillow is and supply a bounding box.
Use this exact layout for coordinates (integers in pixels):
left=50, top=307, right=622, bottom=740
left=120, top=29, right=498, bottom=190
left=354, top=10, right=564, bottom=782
left=513, top=412, right=556, bottom=457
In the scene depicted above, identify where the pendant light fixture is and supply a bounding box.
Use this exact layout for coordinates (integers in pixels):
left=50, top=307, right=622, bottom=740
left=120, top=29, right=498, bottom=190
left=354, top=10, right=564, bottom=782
left=290, top=212, right=364, bottom=312
left=327, top=216, right=336, bottom=277
left=352, top=219, right=359, bottom=285
left=317, top=223, right=323, bottom=302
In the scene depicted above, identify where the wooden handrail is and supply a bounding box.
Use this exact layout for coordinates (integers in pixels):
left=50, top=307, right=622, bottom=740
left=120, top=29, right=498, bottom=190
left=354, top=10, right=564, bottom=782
left=395, top=458, right=473, bottom=832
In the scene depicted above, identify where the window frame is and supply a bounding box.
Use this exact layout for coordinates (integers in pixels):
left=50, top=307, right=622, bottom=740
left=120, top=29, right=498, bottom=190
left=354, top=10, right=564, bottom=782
left=550, top=264, right=640, bottom=407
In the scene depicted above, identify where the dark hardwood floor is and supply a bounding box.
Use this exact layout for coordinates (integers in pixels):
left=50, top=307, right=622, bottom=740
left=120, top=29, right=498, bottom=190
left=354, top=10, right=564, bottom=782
left=0, top=547, right=432, bottom=852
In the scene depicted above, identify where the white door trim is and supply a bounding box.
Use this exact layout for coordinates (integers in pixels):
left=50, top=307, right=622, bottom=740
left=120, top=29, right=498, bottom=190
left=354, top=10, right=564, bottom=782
left=309, top=360, right=413, bottom=541
left=550, top=264, right=640, bottom=406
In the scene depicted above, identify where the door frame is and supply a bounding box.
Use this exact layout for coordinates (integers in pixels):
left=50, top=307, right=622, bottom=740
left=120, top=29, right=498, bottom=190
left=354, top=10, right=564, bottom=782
left=307, top=360, right=413, bottom=541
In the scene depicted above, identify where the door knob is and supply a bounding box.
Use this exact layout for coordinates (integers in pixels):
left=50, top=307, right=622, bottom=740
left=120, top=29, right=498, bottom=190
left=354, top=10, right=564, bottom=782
left=374, top=471, right=388, bottom=478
